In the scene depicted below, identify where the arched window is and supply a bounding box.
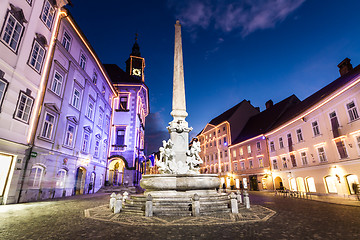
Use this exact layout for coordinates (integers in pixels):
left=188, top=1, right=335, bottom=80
left=305, top=177, right=316, bottom=192
left=346, top=174, right=359, bottom=194
left=324, top=175, right=337, bottom=193
left=28, top=165, right=44, bottom=188
left=56, top=169, right=67, bottom=188
left=289, top=178, right=297, bottom=191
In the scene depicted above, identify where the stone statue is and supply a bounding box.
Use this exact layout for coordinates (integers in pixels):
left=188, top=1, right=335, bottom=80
left=186, top=139, right=203, bottom=173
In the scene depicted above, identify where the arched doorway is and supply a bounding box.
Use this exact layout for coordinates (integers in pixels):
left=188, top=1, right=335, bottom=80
left=274, top=176, right=284, bottom=190
left=89, top=172, right=96, bottom=194
left=108, top=159, right=125, bottom=185
left=345, top=174, right=359, bottom=194
left=75, top=167, right=86, bottom=195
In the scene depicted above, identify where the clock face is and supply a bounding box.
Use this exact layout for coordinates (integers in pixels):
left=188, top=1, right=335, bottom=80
left=132, top=68, right=141, bottom=76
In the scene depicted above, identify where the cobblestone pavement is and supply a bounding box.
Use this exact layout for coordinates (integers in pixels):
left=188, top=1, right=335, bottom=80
left=1, top=191, right=360, bottom=240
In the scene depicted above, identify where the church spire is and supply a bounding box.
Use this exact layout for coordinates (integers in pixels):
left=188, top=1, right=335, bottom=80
left=131, top=33, right=141, bottom=57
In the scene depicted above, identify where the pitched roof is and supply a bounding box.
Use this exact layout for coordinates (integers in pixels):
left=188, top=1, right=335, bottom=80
left=209, top=100, right=250, bottom=126
left=103, top=64, right=143, bottom=84
left=232, top=95, right=300, bottom=144
left=268, top=64, right=360, bottom=133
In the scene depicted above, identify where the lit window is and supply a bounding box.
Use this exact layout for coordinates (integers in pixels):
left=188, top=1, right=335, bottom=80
left=1, top=13, right=23, bottom=52
left=233, top=150, right=236, bottom=158
left=14, top=91, right=34, bottom=123
left=64, top=123, right=75, bottom=147
left=119, top=96, right=128, bottom=110
left=239, top=147, right=243, bottom=155
left=28, top=40, right=45, bottom=72
left=296, top=129, right=303, bottom=142
left=62, top=31, right=71, bottom=51
left=306, top=177, right=316, bottom=192
left=240, top=161, right=245, bottom=170
left=317, top=147, right=327, bottom=162
left=28, top=166, right=44, bottom=188
left=51, top=71, right=63, bottom=95
left=324, top=176, right=337, bottom=193
left=247, top=145, right=251, bottom=154
left=41, top=0, right=55, bottom=29
left=223, top=137, right=227, bottom=144
left=82, top=131, right=90, bottom=153
left=41, top=112, right=55, bottom=139
left=56, top=169, right=67, bottom=188
left=301, top=152, right=308, bottom=165
left=79, top=53, right=86, bottom=70
left=249, top=160, right=253, bottom=168
left=270, top=141, right=275, bottom=152
left=71, top=88, right=81, bottom=109
left=279, top=137, right=284, bottom=148
left=312, top=121, right=320, bottom=136
left=346, top=101, right=359, bottom=121
left=258, top=158, right=264, bottom=168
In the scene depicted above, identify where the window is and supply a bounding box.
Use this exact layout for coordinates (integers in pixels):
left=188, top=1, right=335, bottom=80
left=98, top=109, right=103, bottom=128
left=282, top=157, right=287, bottom=168
left=240, top=162, right=245, bottom=170
left=356, top=136, right=360, bottom=151
left=215, top=153, right=218, bottom=160
left=62, top=31, right=71, bottom=51
left=116, top=129, right=125, bottom=146
left=223, top=127, right=225, bottom=131
left=234, top=162, right=238, bottom=171
left=247, top=145, right=251, bottom=154
left=41, top=112, right=55, bottom=139
left=239, top=147, right=243, bottom=155
left=1, top=13, right=24, bottom=52
left=256, top=141, right=261, bottom=150
left=329, top=111, right=340, bottom=138
left=249, top=160, right=253, bottom=168
left=102, top=85, right=106, bottom=97
left=105, top=115, right=110, bottom=132
left=103, top=139, right=108, bottom=159
left=214, top=140, right=216, bottom=146
left=279, top=138, right=284, bottom=148
left=210, top=142, right=212, bottom=147
left=41, top=0, right=55, bottom=28
left=306, top=177, right=316, bottom=192
left=270, top=141, right=275, bottom=152
left=86, top=98, right=94, bottom=120
left=92, top=72, right=97, bottom=85
left=218, top=129, right=220, bottom=134
left=14, top=91, right=34, bottom=123
left=324, top=176, right=337, bottom=193
left=79, top=53, right=86, bottom=70
left=82, top=131, right=90, bottom=153
left=258, top=158, right=264, bottom=168
left=119, top=96, right=128, bottom=110
left=335, top=139, right=348, bottom=159
left=272, top=159, right=278, bottom=169
left=296, top=129, right=303, bottom=142
left=312, top=121, right=320, bottom=136
left=56, top=169, right=67, bottom=188
left=50, top=71, right=63, bottom=95
left=94, top=139, right=100, bottom=158
left=220, top=152, right=223, bottom=159
left=71, top=88, right=81, bottom=109
left=317, top=147, right=327, bottom=162
left=287, top=134, right=292, bottom=146
left=346, top=101, right=359, bottom=121
left=301, top=152, right=308, bottom=165
left=223, top=137, right=227, bottom=145
left=290, top=154, right=297, bottom=167
left=232, top=150, right=236, bottom=158
left=28, top=166, right=44, bottom=188
left=64, top=122, right=75, bottom=147
left=219, top=139, right=221, bottom=145
left=224, top=150, right=228, bottom=157
left=28, top=40, right=45, bottom=72
left=0, top=78, right=9, bottom=110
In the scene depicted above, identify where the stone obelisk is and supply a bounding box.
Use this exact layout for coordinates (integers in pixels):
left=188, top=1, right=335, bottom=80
left=167, top=20, right=192, bottom=166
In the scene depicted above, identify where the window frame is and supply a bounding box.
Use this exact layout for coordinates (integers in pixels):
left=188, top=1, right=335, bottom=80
left=40, top=0, right=55, bottom=29
left=81, top=131, right=90, bottom=153
left=317, top=146, right=327, bottom=163
left=0, top=76, right=9, bottom=112
left=50, top=70, right=63, bottom=96
left=346, top=100, right=360, bottom=122
left=0, top=12, right=24, bottom=53
left=13, top=91, right=34, bottom=124
left=86, top=97, right=95, bottom=120
left=63, top=122, right=76, bottom=147
left=312, top=120, right=321, bottom=136
left=28, top=39, right=46, bottom=73
left=279, top=137, right=284, bottom=148
left=28, top=165, right=44, bottom=188
left=40, top=111, right=56, bottom=140
left=79, top=53, right=87, bottom=70
left=71, top=86, right=82, bottom=110
left=61, top=30, right=71, bottom=51
left=300, top=151, right=308, bottom=165
left=296, top=128, right=303, bottom=142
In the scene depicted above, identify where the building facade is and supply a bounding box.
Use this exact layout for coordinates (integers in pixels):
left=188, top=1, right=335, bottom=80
left=0, top=0, right=69, bottom=204
left=18, top=10, right=117, bottom=202
left=198, top=100, right=259, bottom=187
left=266, top=59, right=360, bottom=198
left=104, top=41, right=149, bottom=188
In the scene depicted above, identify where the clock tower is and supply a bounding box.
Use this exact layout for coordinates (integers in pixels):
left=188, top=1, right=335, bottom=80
left=126, top=34, right=145, bottom=82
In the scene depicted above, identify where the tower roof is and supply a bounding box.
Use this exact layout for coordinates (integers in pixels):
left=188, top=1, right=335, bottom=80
left=130, top=34, right=141, bottom=57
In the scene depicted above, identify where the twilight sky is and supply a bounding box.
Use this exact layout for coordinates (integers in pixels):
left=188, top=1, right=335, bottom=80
left=69, top=0, right=360, bottom=153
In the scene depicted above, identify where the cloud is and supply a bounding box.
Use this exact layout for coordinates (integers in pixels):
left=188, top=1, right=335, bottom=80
left=145, top=112, right=169, bottom=154
left=168, top=0, right=305, bottom=37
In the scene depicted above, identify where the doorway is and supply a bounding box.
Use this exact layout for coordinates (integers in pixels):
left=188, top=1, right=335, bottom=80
left=75, top=167, right=86, bottom=195
left=274, top=176, right=284, bottom=190
left=108, top=159, right=125, bottom=185
left=249, top=175, right=259, bottom=191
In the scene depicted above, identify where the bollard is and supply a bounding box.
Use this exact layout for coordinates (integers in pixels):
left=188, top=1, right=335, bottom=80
left=236, top=190, right=242, bottom=204
left=192, top=193, right=200, bottom=217
left=243, top=190, right=250, bottom=209
left=114, top=194, right=122, bottom=213
left=109, top=192, right=116, bottom=211
left=122, top=191, right=129, bottom=205
left=145, top=194, right=153, bottom=217
left=230, top=192, right=239, bottom=214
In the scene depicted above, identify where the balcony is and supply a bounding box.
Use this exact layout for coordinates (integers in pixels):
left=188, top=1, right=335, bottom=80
left=111, top=144, right=127, bottom=152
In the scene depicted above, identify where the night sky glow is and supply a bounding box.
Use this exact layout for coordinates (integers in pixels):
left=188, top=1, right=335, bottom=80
left=69, top=0, right=360, bottom=153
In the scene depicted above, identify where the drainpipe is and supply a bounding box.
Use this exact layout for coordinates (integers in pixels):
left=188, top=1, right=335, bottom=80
left=17, top=9, right=68, bottom=203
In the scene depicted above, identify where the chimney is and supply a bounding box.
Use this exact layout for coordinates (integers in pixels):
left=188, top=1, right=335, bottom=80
left=337, top=58, right=353, bottom=76
left=265, top=100, right=273, bottom=109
